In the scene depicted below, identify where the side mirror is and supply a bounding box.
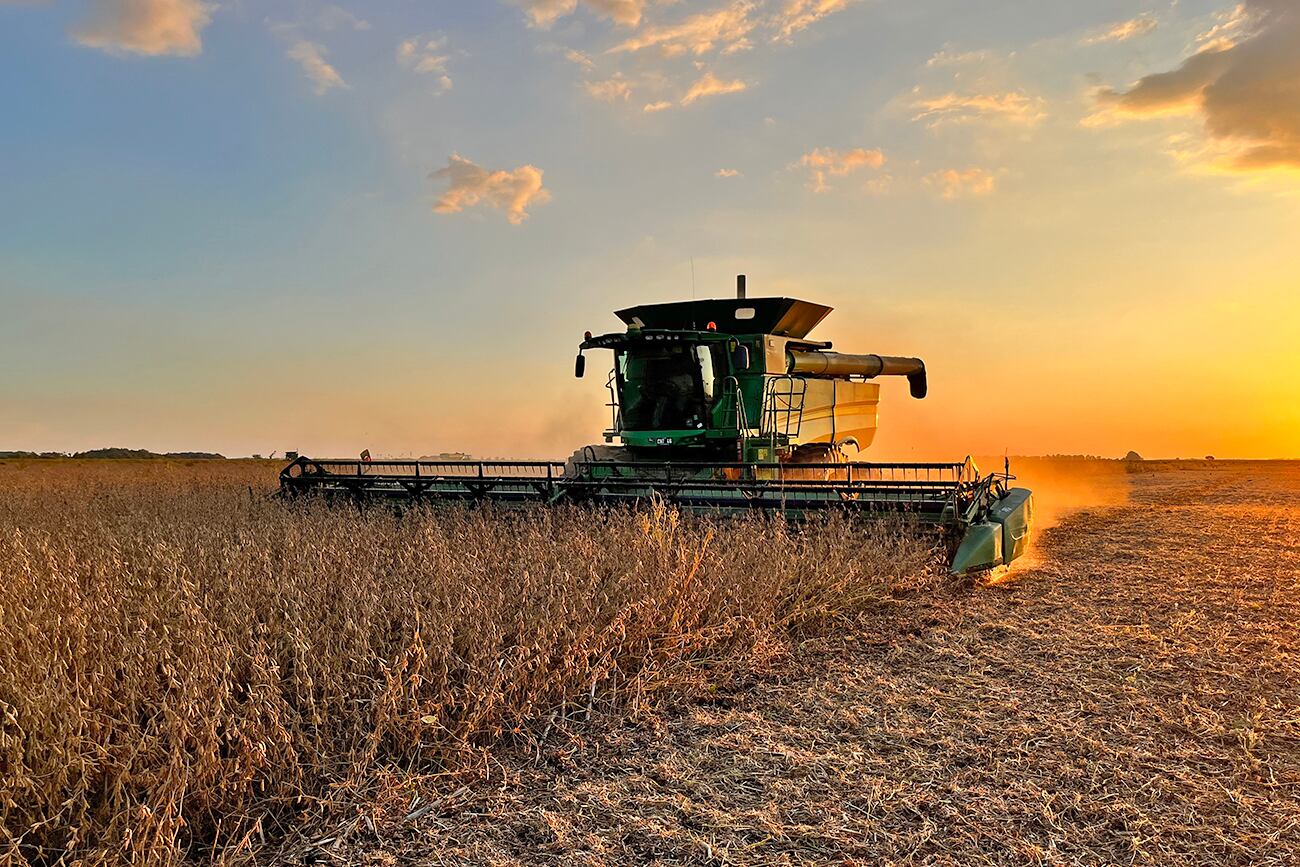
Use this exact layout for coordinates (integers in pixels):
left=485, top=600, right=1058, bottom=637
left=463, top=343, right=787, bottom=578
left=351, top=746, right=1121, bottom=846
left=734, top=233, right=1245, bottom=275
left=731, top=344, right=751, bottom=371
left=575, top=354, right=586, bottom=378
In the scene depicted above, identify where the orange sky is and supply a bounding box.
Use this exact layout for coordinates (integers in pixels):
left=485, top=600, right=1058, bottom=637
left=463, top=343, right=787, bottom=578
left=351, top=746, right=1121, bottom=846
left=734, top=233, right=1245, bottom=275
left=2, top=0, right=1298, bottom=459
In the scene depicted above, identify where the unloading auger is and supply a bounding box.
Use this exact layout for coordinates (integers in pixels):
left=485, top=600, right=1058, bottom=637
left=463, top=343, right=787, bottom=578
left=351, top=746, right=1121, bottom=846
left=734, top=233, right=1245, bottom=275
left=279, top=276, right=1033, bottom=573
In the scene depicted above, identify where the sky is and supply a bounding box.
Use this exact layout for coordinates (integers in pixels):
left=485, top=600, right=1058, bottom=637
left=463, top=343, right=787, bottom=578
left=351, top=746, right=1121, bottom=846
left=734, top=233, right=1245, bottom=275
left=1, top=0, right=1298, bottom=460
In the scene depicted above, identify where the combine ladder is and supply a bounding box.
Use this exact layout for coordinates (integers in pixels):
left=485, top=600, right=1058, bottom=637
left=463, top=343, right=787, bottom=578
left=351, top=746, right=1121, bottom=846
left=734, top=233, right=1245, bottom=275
left=761, top=375, right=807, bottom=452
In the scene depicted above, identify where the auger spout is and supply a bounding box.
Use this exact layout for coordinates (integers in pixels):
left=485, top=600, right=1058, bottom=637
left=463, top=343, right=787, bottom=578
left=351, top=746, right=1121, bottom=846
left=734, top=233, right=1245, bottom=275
left=787, top=351, right=928, bottom=399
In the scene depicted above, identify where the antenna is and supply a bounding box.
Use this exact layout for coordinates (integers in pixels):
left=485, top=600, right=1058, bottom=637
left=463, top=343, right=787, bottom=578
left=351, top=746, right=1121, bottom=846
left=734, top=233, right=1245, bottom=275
left=690, top=257, right=696, bottom=299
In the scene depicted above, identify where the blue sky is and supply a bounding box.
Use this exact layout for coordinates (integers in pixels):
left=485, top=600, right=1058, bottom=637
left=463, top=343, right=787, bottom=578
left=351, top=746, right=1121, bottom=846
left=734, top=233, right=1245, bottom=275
left=3, top=0, right=1298, bottom=459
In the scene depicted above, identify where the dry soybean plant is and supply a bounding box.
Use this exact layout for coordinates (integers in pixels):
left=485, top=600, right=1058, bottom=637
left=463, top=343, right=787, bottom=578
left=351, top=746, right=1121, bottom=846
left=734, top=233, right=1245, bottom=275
left=0, top=461, right=937, bottom=864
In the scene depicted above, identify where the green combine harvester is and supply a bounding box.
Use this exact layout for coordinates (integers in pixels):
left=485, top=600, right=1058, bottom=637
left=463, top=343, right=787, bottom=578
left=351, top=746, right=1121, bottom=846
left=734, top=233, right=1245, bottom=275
left=280, top=276, right=1032, bottom=573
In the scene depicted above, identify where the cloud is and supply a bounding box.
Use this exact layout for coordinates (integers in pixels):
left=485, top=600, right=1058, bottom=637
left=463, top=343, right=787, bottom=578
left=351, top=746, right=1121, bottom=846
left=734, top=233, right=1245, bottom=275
left=1087, top=49, right=1234, bottom=122
left=796, top=146, right=885, bottom=192
left=398, top=35, right=453, bottom=92
left=265, top=4, right=369, bottom=38
left=565, top=48, right=596, bottom=70
left=585, top=75, right=633, bottom=101
left=513, top=0, right=575, bottom=27
left=586, top=0, right=646, bottom=26
left=513, top=0, right=645, bottom=28
left=611, top=1, right=757, bottom=57
left=1090, top=0, right=1300, bottom=171
left=1197, top=3, right=1253, bottom=46
left=316, top=5, right=370, bottom=32
left=287, top=41, right=347, bottom=94
left=716, top=168, right=742, bottom=177
left=926, top=46, right=993, bottom=68
left=431, top=155, right=551, bottom=225
left=861, top=173, right=892, bottom=195
left=912, top=91, right=1046, bottom=127
left=520, top=0, right=846, bottom=47
left=772, top=0, right=855, bottom=42
left=680, top=71, right=747, bottom=104
left=70, top=0, right=212, bottom=57
left=925, top=167, right=996, bottom=199
left=535, top=1, right=860, bottom=119
left=1080, top=15, right=1158, bottom=46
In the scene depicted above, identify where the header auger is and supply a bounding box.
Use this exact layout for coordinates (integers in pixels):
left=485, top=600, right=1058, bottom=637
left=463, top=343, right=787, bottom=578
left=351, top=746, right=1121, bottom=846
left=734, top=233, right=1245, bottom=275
left=280, top=276, right=1033, bottom=573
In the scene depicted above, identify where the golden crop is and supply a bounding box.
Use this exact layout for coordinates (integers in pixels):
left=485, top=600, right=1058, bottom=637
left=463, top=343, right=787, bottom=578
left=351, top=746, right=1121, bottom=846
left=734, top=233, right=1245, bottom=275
left=0, top=460, right=935, bottom=865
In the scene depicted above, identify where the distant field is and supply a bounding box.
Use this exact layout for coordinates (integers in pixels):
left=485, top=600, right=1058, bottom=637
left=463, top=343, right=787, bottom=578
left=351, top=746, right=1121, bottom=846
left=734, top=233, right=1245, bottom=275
left=0, top=459, right=935, bottom=865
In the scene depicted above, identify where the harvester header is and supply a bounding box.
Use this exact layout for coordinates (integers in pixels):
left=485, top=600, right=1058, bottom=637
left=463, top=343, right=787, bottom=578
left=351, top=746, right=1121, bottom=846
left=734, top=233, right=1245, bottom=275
left=280, top=275, right=1032, bottom=574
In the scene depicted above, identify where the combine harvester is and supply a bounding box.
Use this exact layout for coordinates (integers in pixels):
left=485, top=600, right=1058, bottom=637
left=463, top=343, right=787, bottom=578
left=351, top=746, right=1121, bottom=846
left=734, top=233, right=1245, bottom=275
left=280, top=277, right=1032, bottom=573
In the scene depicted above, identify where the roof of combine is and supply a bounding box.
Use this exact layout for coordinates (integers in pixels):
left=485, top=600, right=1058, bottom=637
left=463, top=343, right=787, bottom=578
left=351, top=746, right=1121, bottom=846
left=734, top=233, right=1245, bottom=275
left=615, top=297, right=832, bottom=338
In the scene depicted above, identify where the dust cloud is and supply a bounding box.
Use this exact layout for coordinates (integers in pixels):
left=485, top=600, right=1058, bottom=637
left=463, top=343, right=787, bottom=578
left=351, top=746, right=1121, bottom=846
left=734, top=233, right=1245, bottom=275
left=976, top=457, right=1134, bottom=576
left=997, top=457, right=1133, bottom=532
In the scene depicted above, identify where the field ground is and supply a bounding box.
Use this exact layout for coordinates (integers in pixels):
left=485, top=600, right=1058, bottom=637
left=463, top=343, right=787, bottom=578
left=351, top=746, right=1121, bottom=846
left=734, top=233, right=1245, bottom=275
left=2, top=459, right=1298, bottom=865
left=343, top=461, right=1300, bottom=865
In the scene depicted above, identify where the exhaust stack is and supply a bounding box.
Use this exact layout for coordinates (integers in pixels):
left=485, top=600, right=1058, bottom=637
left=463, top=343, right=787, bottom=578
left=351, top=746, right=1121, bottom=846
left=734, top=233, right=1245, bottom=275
left=737, top=274, right=746, bottom=300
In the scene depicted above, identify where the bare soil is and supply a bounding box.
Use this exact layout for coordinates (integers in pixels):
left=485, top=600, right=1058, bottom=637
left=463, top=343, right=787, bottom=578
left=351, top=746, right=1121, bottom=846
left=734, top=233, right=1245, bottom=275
left=340, top=462, right=1300, bottom=865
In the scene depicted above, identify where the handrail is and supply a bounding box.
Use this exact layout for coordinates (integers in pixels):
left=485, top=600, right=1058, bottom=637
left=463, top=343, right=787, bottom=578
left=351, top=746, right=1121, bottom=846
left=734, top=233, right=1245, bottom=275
left=719, top=375, right=749, bottom=434
left=604, top=368, right=620, bottom=434
left=569, top=460, right=969, bottom=472
left=761, top=375, right=806, bottom=445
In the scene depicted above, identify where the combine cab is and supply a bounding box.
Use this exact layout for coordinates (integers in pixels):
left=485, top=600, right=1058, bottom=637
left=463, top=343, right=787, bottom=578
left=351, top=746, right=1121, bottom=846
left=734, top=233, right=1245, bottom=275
left=280, top=276, right=1033, bottom=573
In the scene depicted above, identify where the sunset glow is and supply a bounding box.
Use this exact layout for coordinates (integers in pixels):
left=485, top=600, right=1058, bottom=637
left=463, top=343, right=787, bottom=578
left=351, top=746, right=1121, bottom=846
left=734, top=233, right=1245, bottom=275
left=2, top=0, right=1297, bottom=459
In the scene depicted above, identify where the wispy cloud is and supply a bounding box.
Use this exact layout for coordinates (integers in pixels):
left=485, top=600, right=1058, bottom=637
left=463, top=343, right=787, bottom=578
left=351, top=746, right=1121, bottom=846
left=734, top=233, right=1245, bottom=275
left=315, top=5, right=370, bottom=32
left=796, top=146, right=885, bottom=192
left=1081, top=14, right=1157, bottom=46
left=1197, top=3, right=1253, bottom=47
left=431, top=154, right=552, bottom=225
left=541, top=1, right=860, bottom=118
left=1087, top=0, right=1299, bottom=172
left=925, top=167, right=996, bottom=199
left=266, top=4, right=369, bottom=38
left=912, top=91, right=1046, bottom=128
left=586, top=0, right=646, bottom=27
left=771, top=0, right=856, bottom=42
left=585, top=75, right=633, bottom=102
left=512, top=0, right=575, bottom=27
left=397, top=35, right=453, bottom=93
left=925, top=46, right=994, bottom=68
left=680, top=71, right=747, bottom=104
left=611, top=1, right=757, bottom=57
left=287, top=41, right=347, bottom=94
left=716, top=168, right=742, bottom=177
left=71, top=0, right=212, bottom=57
left=513, top=0, right=645, bottom=28
left=526, top=0, right=852, bottom=49
left=564, top=48, right=596, bottom=70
